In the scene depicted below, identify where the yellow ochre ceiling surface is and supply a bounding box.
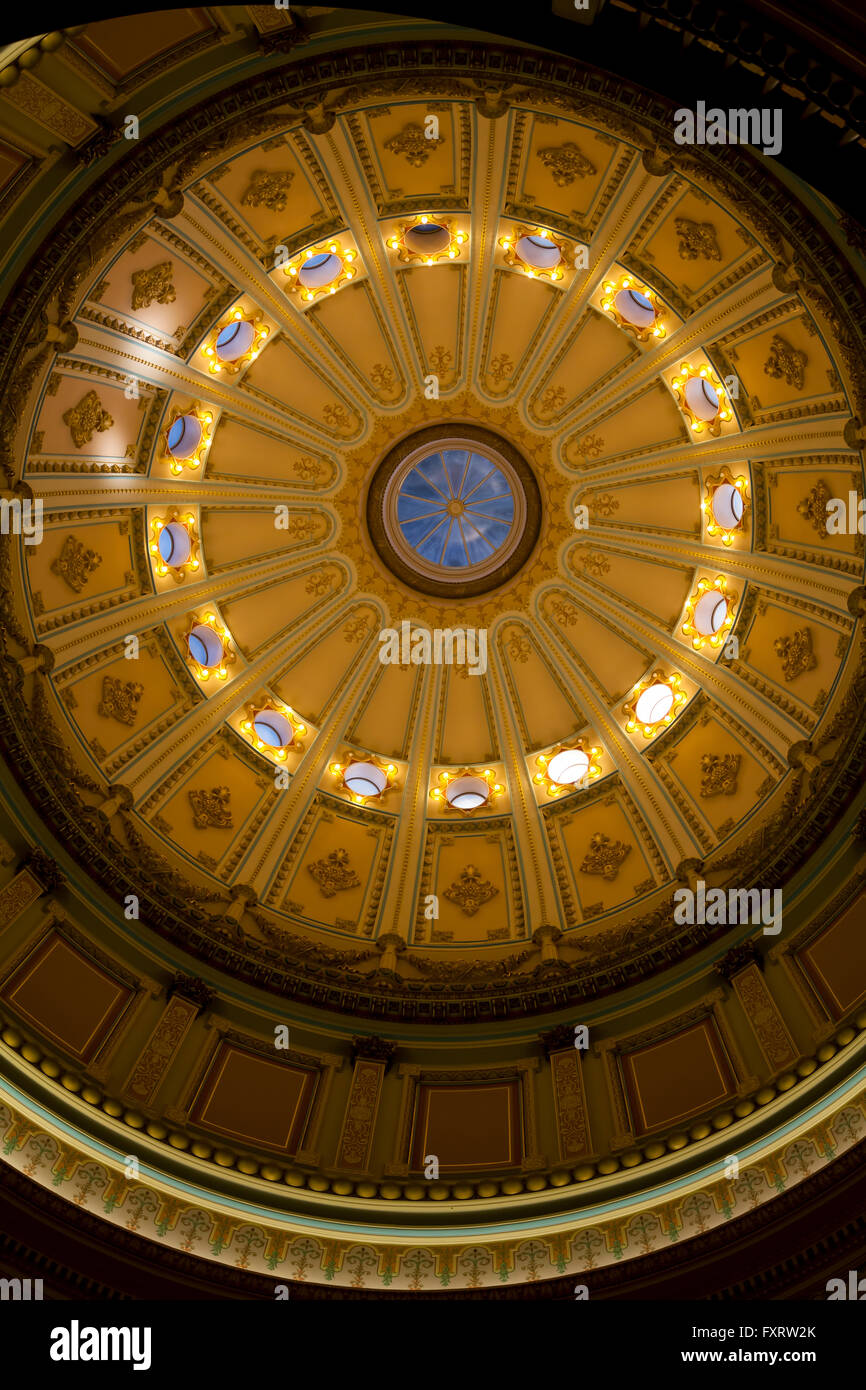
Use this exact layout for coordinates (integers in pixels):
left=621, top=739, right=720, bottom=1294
left=0, top=6, right=865, bottom=1294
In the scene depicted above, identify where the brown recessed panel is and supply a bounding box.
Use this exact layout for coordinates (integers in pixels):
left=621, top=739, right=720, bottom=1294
left=2, top=932, right=132, bottom=1062
left=798, top=893, right=866, bottom=1018
left=190, top=1043, right=317, bottom=1154
left=409, top=1080, right=522, bottom=1172
left=621, top=1019, right=736, bottom=1133
left=73, top=10, right=216, bottom=82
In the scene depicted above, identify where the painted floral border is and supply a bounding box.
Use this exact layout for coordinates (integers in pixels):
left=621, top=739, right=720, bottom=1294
left=1, top=1082, right=863, bottom=1290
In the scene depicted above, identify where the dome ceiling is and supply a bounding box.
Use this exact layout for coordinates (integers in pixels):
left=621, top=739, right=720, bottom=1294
left=4, top=54, right=862, bottom=1016
left=0, top=5, right=865, bottom=1297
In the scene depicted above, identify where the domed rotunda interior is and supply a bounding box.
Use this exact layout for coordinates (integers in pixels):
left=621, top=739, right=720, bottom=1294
left=0, top=0, right=865, bottom=1301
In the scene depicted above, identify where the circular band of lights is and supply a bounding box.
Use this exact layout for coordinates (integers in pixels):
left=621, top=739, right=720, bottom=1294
left=684, top=376, right=720, bottom=422
left=534, top=742, right=603, bottom=797
left=283, top=242, right=357, bottom=301
left=388, top=215, right=467, bottom=263
left=623, top=672, right=687, bottom=737
left=500, top=225, right=568, bottom=281
left=344, top=761, right=388, bottom=798
left=404, top=222, right=451, bottom=255
left=600, top=274, right=665, bottom=340
left=299, top=251, right=343, bottom=289
left=614, top=286, right=655, bottom=328
left=672, top=364, right=733, bottom=436
left=330, top=756, right=397, bottom=803
left=515, top=233, right=561, bottom=270
left=430, top=767, right=503, bottom=813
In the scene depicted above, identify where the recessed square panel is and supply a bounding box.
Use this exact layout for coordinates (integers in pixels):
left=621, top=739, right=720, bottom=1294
left=799, top=894, right=866, bottom=1017
left=2, top=933, right=131, bottom=1062
left=190, top=1043, right=317, bottom=1153
left=621, top=1019, right=736, bottom=1133
left=409, top=1080, right=522, bottom=1172
left=73, top=10, right=216, bottom=82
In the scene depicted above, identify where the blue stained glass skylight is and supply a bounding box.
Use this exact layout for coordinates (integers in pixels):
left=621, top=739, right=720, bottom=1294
left=395, top=449, right=516, bottom=569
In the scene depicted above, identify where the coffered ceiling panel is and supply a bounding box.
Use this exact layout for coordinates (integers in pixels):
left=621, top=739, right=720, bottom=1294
left=277, top=803, right=391, bottom=934
left=346, top=102, right=471, bottom=211
left=273, top=620, right=370, bottom=727
left=527, top=311, right=639, bottom=422
left=201, top=135, right=339, bottom=256
left=508, top=114, right=624, bottom=229
left=631, top=184, right=763, bottom=305
left=497, top=622, right=585, bottom=749
left=438, top=668, right=498, bottom=766
left=205, top=416, right=337, bottom=486
left=243, top=336, right=363, bottom=437
left=549, top=792, right=660, bottom=923
left=396, top=263, right=465, bottom=387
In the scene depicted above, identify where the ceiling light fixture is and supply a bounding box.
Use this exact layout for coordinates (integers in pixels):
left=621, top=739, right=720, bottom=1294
left=694, top=591, right=728, bottom=635
left=299, top=250, right=342, bottom=288
left=711, top=484, right=744, bottom=530
left=636, top=683, right=673, bottom=723
left=330, top=755, right=397, bottom=804
left=703, top=470, right=749, bottom=545
left=185, top=612, right=235, bottom=682
left=681, top=576, right=737, bottom=650
left=534, top=741, right=603, bottom=797
left=671, top=363, right=733, bottom=437
left=446, top=776, right=489, bottom=810
left=387, top=215, right=467, bottom=265
left=164, top=408, right=213, bottom=475
left=203, top=309, right=270, bottom=375
left=158, top=522, right=191, bottom=567
left=500, top=223, right=568, bottom=282
left=241, top=702, right=306, bottom=761
left=149, top=510, right=200, bottom=582
left=430, top=767, right=504, bottom=814
left=253, top=710, right=293, bottom=748
left=623, top=671, right=687, bottom=738
left=600, top=273, right=665, bottom=341
left=280, top=240, right=358, bottom=304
